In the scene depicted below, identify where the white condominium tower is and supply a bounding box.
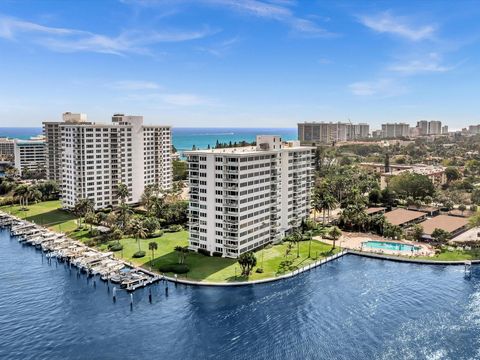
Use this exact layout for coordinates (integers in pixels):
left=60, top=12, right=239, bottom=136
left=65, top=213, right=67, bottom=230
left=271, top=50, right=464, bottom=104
left=185, top=135, right=315, bottom=258
left=59, top=114, right=172, bottom=210
left=43, top=112, right=90, bottom=184
left=381, top=123, right=409, bottom=138
left=298, top=122, right=370, bottom=144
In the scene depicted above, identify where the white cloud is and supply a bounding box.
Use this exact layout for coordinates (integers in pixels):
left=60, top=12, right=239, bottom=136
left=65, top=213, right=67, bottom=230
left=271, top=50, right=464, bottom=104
left=348, top=78, right=406, bottom=97
left=109, top=80, right=162, bottom=90
left=389, top=53, right=452, bottom=74
left=124, top=0, right=334, bottom=37
left=0, top=14, right=215, bottom=55
left=208, top=0, right=333, bottom=37
left=359, top=11, right=435, bottom=41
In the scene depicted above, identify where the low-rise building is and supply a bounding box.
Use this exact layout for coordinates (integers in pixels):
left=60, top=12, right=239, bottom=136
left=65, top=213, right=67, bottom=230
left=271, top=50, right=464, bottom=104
left=384, top=209, right=427, bottom=228
left=185, top=135, right=315, bottom=258
left=418, top=215, right=468, bottom=240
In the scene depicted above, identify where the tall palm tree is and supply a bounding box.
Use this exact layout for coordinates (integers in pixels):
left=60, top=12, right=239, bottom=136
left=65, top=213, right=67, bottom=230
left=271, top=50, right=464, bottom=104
left=131, top=218, right=148, bottom=252
left=149, top=241, right=158, bottom=264
left=118, top=202, right=132, bottom=229
left=116, top=182, right=129, bottom=204
left=13, top=184, right=28, bottom=208
left=74, top=198, right=94, bottom=229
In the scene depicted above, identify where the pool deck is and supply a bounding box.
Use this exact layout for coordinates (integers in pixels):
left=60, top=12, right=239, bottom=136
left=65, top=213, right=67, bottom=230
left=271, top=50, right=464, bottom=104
left=315, top=232, right=435, bottom=257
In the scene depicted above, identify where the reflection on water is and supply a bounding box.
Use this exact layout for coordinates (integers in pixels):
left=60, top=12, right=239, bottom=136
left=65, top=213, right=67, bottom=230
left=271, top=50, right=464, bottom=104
left=0, top=230, right=479, bottom=360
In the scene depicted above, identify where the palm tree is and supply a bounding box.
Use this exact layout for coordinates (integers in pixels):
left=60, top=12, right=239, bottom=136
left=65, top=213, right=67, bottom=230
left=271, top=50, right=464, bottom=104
left=131, top=218, right=148, bottom=252
left=238, top=252, right=257, bottom=276
left=13, top=184, right=28, bottom=208
left=74, top=198, right=94, bottom=229
left=118, top=202, right=132, bottom=229
left=116, top=182, right=129, bottom=204
left=329, top=226, right=342, bottom=250
left=148, top=241, right=158, bottom=264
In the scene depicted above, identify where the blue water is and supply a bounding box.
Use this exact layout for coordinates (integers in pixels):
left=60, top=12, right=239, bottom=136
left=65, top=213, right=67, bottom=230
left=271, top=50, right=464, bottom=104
left=1, top=230, right=479, bottom=360
left=363, top=241, right=421, bottom=252
left=0, top=127, right=297, bottom=154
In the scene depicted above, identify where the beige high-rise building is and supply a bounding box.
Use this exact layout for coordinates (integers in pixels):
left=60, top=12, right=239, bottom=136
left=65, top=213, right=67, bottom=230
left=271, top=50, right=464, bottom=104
left=298, top=122, right=369, bottom=143
left=185, top=135, right=314, bottom=258
left=381, top=123, right=409, bottom=138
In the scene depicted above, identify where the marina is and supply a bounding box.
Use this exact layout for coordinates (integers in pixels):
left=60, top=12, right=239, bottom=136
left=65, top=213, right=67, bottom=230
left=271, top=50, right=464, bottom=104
left=0, top=211, right=161, bottom=292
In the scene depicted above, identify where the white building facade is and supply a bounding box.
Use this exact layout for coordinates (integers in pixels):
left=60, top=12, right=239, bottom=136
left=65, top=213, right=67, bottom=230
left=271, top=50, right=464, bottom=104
left=43, top=112, right=90, bottom=184
left=60, top=114, right=172, bottom=210
left=185, top=135, right=314, bottom=258
left=381, top=123, right=409, bottom=138
left=14, top=139, right=46, bottom=176
left=298, top=122, right=370, bottom=143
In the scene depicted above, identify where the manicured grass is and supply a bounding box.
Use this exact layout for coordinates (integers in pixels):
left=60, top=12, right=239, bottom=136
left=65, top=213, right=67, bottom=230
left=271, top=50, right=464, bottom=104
left=0, top=200, right=78, bottom=233
left=1, top=200, right=340, bottom=283
left=418, top=250, right=480, bottom=261
left=114, top=234, right=340, bottom=283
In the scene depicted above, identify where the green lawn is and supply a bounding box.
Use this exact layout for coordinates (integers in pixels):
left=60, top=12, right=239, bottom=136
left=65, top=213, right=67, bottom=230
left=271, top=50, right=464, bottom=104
left=0, top=200, right=78, bottom=233
left=418, top=250, right=480, bottom=261
left=112, top=233, right=340, bottom=283
left=1, top=200, right=340, bottom=283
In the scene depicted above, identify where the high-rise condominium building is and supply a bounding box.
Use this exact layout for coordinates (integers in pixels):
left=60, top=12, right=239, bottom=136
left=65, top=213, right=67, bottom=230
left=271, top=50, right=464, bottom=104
left=59, top=114, right=172, bottom=210
left=0, top=138, right=15, bottom=160
left=442, top=125, right=449, bottom=134
left=416, top=120, right=442, bottom=135
left=298, top=122, right=370, bottom=143
left=381, top=123, right=409, bottom=138
left=14, top=138, right=46, bottom=176
left=185, top=135, right=314, bottom=258
left=43, top=112, right=90, bottom=184
left=468, top=125, right=480, bottom=135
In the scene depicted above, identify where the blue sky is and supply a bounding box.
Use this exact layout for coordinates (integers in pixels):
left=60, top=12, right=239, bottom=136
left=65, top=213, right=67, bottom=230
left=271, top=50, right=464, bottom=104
left=0, top=0, right=479, bottom=129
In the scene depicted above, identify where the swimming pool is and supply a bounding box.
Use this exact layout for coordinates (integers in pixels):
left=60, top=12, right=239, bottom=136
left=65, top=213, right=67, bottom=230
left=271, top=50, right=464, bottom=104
left=362, top=241, right=421, bottom=252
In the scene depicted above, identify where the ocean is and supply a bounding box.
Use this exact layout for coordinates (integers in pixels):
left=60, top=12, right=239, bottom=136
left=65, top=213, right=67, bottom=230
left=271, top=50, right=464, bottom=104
left=0, top=127, right=297, bottom=155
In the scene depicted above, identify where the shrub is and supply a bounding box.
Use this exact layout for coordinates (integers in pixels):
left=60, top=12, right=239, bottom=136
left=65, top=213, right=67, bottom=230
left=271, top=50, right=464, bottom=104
left=90, top=228, right=100, bottom=237
left=212, top=251, right=223, bottom=257
left=167, top=224, right=183, bottom=232
left=84, top=239, right=97, bottom=247
left=197, top=248, right=210, bottom=256
left=256, top=268, right=264, bottom=273
left=132, top=251, right=146, bottom=258
left=158, top=263, right=189, bottom=274
left=108, top=243, right=123, bottom=252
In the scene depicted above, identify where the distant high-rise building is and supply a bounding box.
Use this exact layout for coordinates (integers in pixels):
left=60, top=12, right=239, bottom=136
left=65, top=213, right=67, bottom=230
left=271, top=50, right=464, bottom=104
left=468, top=125, right=480, bottom=135
left=441, top=125, right=449, bottom=134
left=0, top=138, right=15, bottom=160
left=14, top=138, right=46, bottom=176
left=416, top=120, right=442, bottom=135
left=298, top=122, right=369, bottom=143
left=381, top=123, right=409, bottom=138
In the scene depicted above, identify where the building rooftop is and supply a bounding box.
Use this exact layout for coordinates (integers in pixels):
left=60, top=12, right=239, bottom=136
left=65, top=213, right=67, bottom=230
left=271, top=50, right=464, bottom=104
left=419, top=215, right=468, bottom=236
left=366, top=207, right=386, bottom=215
left=384, top=208, right=426, bottom=226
